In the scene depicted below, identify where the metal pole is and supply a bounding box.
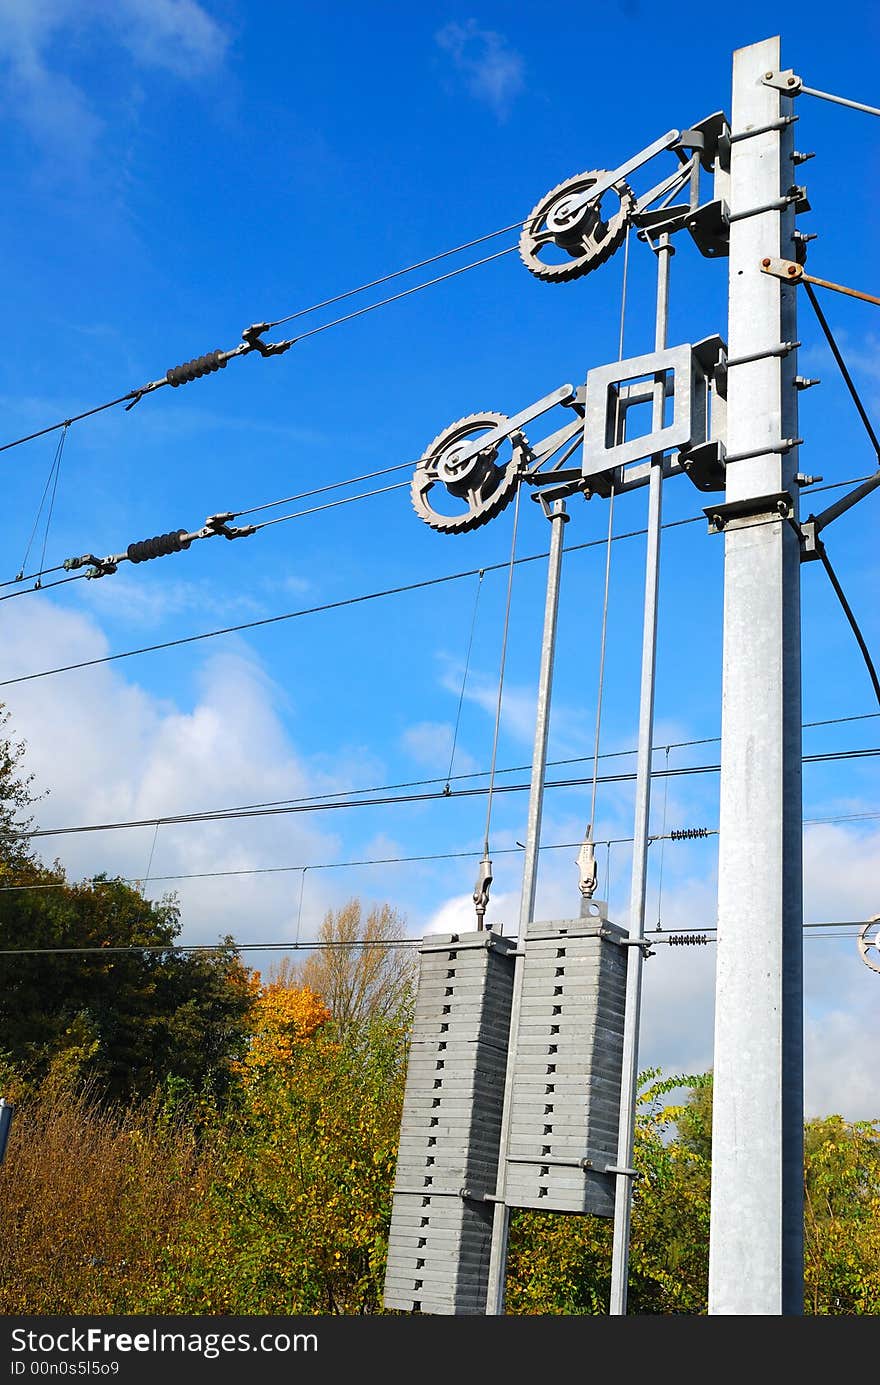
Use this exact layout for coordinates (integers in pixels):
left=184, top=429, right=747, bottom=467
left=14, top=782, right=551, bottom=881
left=485, top=495, right=569, bottom=1314
left=0, top=1098, right=13, bottom=1164
left=709, top=35, right=803, bottom=1315
left=608, top=231, right=672, bottom=1316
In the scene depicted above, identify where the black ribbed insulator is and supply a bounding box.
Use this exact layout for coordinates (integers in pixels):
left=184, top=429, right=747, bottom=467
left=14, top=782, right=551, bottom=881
left=670, top=827, right=711, bottom=841
left=127, top=530, right=192, bottom=564
left=165, top=350, right=227, bottom=387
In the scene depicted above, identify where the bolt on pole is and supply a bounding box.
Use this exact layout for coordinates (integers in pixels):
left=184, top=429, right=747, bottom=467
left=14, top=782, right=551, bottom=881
left=709, top=34, right=804, bottom=1315
left=608, top=232, right=673, bottom=1316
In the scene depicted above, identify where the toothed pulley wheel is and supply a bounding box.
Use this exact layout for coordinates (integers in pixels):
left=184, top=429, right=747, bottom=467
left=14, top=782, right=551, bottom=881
left=859, top=915, right=880, bottom=974
left=411, top=412, right=528, bottom=534
left=520, top=169, right=635, bottom=283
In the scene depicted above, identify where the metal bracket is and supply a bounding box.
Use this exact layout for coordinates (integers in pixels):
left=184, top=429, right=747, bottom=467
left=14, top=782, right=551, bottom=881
left=761, top=256, right=805, bottom=285
left=761, top=68, right=803, bottom=96
left=705, top=490, right=796, bottom=533
left=797, top=517, right=823, bottom=563
left=584, top=338, right=726, bottom=487
left=602, top=930, right=654, bottom=958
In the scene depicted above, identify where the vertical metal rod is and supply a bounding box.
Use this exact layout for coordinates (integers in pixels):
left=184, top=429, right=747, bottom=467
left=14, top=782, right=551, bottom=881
left=608, top=231, right=672, bottom=1316
left=710, top=35, right=803, bottom=1315
left=485, top=496, right=569, bottom=1314
left=0, top=1097, right=13, bottom=1164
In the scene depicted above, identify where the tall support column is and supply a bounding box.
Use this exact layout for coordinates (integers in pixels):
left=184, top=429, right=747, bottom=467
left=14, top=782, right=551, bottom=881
left=709, top=35, right=803, bottom=1315
left=485, top=496, right=569, bottom=1314
left=609, top=233, right=672, bottom=1316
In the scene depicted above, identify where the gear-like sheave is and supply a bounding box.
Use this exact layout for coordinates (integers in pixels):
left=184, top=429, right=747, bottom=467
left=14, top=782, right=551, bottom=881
left=858, top=915, right=880, bottom=974
left=411, top=412, right=528, bottom=535
left=519, top=170, right=635, bottom=284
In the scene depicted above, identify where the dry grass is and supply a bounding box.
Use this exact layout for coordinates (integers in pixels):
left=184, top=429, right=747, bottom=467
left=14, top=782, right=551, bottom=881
left=0, top=1080, right=219, bottom=1314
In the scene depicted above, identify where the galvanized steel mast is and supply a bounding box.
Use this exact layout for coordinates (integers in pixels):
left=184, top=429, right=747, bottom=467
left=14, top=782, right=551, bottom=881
left=708, top=34, right=804, bottom=1314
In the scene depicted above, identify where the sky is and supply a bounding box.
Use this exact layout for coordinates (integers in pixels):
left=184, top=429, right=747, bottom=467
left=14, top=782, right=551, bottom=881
left=0, top=1, right=877, bottom=1121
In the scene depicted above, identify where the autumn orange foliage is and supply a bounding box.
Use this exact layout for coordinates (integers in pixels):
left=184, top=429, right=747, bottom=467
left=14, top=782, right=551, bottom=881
left=236, top=974, right=331, bottom=1076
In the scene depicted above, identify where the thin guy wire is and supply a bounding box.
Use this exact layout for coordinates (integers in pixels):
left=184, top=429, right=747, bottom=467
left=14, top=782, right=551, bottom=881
left=284, top=247, right=517, bottom=347
left=446, top=570, right=484, bottom=793
left=140, top=822, right=160, bottom=890
left=251, top=481, right=409, bottom=530
left=482, top=486, right=522, bottom=857
left=586, top=228, right=629, bottom=839
left=295, top=867, right=307, bottom=946
left=18, top=428, right=67, bottom=579
left=233, top=461, right=417, bottom=518
left=36, top=426, right=67, bottom=584
left=655, top=746, right=671, bottom=930
left=267, top=220, right=527, bottom=328
left=803, top=281, right=880, bottom=459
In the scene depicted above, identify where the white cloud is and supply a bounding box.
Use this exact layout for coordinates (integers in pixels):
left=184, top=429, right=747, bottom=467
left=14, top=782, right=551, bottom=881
left=0, top=0, right=229, bottom=160
left=435, top=19, right=525, bottom=122
left=401, top=719, right=478, bottom=777
left=0, top=599, right=356, bottom=947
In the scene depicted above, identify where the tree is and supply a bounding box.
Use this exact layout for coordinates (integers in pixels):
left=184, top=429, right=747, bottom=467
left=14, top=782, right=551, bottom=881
left=0, top=704, right=42, bottom=877
left=0, top=869, right=254, bottom=1101
left=282, top=899, right=417, bottom=1037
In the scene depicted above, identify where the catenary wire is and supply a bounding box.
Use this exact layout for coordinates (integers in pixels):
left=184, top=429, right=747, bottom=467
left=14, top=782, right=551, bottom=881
left=0, top=459, right=872, bottom=599
left=20, top=744, right=880, bottom=841
left=0, top=516, right=704, bottom=681
left=0, top=919, right=867, bottom=957
left=4, top=802, right=877, bottom=895
left=0, top=244, right=519, bottom=461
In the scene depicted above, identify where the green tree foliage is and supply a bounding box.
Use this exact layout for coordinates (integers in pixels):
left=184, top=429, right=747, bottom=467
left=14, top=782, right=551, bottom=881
left=145, top=1007, right=409, bottom=1313
left=804, top=1114, right=880, bottom=1314
left=506, top=1070, right=713, bottom=1314
left=0, top=704, right=42, bottom=875
left=0, top=870, right=253, bottom=1101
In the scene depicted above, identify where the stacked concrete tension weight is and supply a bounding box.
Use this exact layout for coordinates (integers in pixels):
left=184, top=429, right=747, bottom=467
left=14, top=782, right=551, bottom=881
left=383, top=914, right=627, bottom=1313
left=383, top=930, right=515, bottom=1314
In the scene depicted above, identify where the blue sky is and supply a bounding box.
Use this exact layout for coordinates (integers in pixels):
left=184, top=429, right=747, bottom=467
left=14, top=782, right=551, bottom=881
left=0, top=2, right=877, bottom=1118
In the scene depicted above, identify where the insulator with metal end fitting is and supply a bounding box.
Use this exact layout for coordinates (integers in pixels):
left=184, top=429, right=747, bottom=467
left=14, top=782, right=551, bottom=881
left=127, top=530, right=192, bottom=564
left=669, top=827, right=711, bottom=841
left=666, top=933, right=709, bottom=946
left=165, top=351, right=228, bottom=388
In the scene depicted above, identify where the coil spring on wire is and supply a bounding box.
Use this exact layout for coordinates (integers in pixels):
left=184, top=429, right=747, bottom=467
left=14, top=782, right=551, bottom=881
left=166, top=351, right=227, bottom=387
left=127, top=530, right=191, bottom=564
left=669, top=827, right=711, bottom=841
left=666, top=933, right=709, bottom=946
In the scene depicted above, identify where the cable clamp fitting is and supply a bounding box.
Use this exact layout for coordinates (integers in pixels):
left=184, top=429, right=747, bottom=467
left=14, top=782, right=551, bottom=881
left=241, top=323, right=294, bottom=358
left=204, top=513, right=257, bottom=541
